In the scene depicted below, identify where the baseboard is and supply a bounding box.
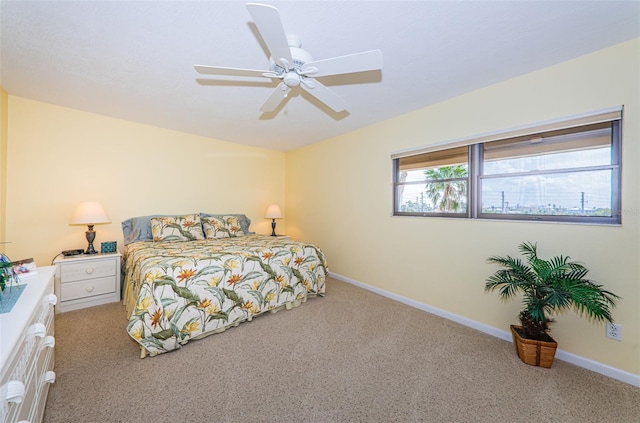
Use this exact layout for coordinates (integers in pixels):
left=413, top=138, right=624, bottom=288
left=329, top=271, right=640, bottom=388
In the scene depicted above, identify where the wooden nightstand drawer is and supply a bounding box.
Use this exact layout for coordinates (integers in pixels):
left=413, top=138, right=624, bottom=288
left=59, top=259, right=116, bottom=283
left=60, top=276, right=116, bottom=301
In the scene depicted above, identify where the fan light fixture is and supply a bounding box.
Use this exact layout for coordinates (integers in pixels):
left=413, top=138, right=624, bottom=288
left=265, top=204, right=283, bottom=236
left=70, top=201, right=111, bottom=254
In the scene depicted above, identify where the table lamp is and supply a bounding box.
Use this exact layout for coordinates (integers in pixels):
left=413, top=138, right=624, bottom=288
left=70, top=201, right=111, bottom=254
left=265, top=204, right=283, bottom=236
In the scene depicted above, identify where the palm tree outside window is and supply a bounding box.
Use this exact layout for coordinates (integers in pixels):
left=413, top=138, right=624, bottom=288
left=424, top=165, right=468, bottom=213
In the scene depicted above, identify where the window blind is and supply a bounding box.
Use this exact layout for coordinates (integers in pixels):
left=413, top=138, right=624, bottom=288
left=391, top=106, right=622, bottom=160
left=483, top=122, right=611, bottom=162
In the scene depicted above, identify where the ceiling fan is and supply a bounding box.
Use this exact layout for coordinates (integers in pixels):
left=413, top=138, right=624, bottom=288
left=194, top=2, right=383, bottom=113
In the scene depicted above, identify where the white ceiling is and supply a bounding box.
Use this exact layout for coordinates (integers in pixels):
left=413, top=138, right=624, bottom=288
left=1, top=1, right=639, bottom=152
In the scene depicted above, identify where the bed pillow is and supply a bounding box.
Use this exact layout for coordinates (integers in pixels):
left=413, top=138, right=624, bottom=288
left=150, top=214, right=205, bottom=242
left=122, top=214, right=186, bottom=245
left=200, top=213, right=253, bottom=235
left=122, top=215, right=158, bottom=245
left=201, top=215, right=246, bottom=238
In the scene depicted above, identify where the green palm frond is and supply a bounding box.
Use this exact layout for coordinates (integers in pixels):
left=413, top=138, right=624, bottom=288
left=517, top=241, right=538, bottom=259
left=567, top=281, right=620, bottom=322
left=484, top=256, right=537, bottom=298
left=522, top=295, right=546, bottom=322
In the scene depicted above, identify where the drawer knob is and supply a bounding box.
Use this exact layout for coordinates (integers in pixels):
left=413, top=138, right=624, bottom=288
left=44, top=371, right=56, bottom=384
left=3, top=380, right=25, bottom=404
left=85, top=285, right=95, bottom=293
left=43, top=335, right=56, bottom=349
left=86, top=267, right=94, bottom=274
left=29, top=322, right=47, bottom=338
left=46, top=293, right=58, bottom=306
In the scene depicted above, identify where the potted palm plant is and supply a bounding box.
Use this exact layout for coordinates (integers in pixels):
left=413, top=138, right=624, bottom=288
left=485, top=241, right=620, bottom=368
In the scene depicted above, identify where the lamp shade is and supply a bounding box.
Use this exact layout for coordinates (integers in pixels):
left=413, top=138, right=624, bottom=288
left=265, top=204, right=283, bottom=219
left=70, top=201, right=111, bottom=225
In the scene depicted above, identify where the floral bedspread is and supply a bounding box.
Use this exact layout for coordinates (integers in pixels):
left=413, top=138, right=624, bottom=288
left=123, top=235, right=328, bottom=356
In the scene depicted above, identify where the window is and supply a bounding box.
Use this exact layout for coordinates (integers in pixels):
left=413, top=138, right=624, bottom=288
left=395, top=146, right=469, bottom=217
left=393, top=109, right=622, bottom=224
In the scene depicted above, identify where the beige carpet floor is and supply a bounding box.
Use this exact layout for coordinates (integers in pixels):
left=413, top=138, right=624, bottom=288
left=43, top=277, right=639, bottom=422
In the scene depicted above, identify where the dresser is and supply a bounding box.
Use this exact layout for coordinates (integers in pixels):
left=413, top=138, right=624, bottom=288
left=0, top=266, right=57, bottom=423
left=54, top=253, right=121, bottom=313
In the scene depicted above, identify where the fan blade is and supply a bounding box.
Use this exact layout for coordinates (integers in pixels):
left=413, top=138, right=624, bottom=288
left=300, top=78, right=347, bottom=112
left=260, top=82, right=288, bottom=112
left=246, top=3, right=293, bottom=69
left=302, top=50, right=383, bottom=77
left=194, top=65, right=269, bottom=78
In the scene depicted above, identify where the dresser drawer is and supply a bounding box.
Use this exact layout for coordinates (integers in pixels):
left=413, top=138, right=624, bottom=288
left=60, top=276, right=116, bottom=301
left=15, top=363, right=37, bottom=422
left=60, top=259, right=116, bottom=282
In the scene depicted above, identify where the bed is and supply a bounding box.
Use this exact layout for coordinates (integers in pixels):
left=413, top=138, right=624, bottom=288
left=121, top=213, right=328, bottom=357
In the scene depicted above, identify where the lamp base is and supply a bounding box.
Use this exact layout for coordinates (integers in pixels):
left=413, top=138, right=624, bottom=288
left=271, top=219, right=277, bottom=237
left=85, top=225, right=98, bottom=254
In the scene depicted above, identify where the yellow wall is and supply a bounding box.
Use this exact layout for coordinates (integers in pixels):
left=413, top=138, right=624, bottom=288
left=286, top=39, right=640, bottom=376
left=0, top=87, right=7, bottom=251
left=4, top=98, right=285, bottom=265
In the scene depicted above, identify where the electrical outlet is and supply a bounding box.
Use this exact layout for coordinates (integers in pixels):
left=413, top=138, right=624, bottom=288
left=606, top=322, right=622, bottom=341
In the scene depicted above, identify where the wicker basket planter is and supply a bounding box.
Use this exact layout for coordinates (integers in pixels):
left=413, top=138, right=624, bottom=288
left=510, top=325, right=558, bottom=368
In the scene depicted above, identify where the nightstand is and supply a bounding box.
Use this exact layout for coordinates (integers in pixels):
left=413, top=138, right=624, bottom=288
left=54, top=253, right=121, bottom=313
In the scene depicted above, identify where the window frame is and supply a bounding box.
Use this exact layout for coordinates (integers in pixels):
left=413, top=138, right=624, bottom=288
left=392, top=110, right=622, bottom=225
left=393, top=148, right=471, bottom=218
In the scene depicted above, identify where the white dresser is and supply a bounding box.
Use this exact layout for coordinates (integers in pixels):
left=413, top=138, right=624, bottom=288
left=0, top=266, right=57, bottom=423
left=54, top=253, right=121, bottom=313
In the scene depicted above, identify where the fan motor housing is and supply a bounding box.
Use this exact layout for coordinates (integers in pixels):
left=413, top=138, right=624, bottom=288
left=269, top=46, right=313, bottom=75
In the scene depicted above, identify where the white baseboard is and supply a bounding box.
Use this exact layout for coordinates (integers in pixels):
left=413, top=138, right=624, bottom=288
left=329, top=271, right=640, bottom=388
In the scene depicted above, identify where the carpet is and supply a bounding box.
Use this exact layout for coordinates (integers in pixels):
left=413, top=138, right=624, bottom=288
left=43, top=277, right=640, bottom=422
